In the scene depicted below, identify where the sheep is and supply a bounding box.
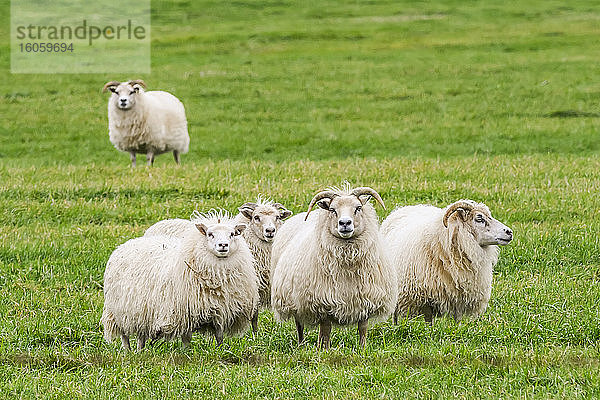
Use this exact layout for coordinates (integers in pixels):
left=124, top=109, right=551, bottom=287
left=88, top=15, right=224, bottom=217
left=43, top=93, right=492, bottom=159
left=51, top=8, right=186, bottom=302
left=235, top=197, right=293, bottom=331
left=380, top=199, right=513, bottom=323
left=102, top=80, right=189, bottom=166
left=270, top=184, right=397, bottom=349
left=101, top=210, right=259, bottom=350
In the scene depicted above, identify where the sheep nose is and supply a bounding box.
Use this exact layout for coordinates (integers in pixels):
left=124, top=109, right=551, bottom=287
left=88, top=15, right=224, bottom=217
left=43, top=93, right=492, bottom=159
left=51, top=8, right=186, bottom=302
left=338, top=218, right=353, bottom=229
left=265, top=227, right=275, bottom=234
left=217, top=242, right=229, bottom=250
left=505, top=228, right=513, bottom=237
left=120, top=98, right=127, bottom=103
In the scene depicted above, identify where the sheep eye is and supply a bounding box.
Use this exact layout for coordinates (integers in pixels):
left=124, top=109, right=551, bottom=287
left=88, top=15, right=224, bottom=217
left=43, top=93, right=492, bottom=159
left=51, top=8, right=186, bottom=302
left=230, top=233, right=234, bottom=238
left=475, top=215, right=485, bottom=223
left=253, top=215, right=260, bottom=222
left=355, top=206, right=362, bottom=213
left=208, top=233, right=214, bottom=238
left=329, top=208, right=337, bottom=216
left=129, top=91, right=135, bottom=95
left=276, top=215, right=281, bottom=220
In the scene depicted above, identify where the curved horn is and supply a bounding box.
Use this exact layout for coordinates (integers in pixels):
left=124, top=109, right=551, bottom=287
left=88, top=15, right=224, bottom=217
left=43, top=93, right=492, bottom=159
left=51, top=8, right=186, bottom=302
left=102, top=81, right=120, bottom=92
left=442, top=200, right=475, bottom=228
left=304, top=191, right=338, bottom=221
left=351, top=187, right=386, bottom=209
left=128, top=79, right=147, bottom=88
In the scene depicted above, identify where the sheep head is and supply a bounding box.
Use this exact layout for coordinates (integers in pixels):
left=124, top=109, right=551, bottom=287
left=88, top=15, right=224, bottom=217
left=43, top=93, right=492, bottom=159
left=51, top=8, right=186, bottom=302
left=306, top=186, right=385, bottom=240
left=103, top=80, right=146, bottom=111
left=443, top=200, right=513, bottom=246
left=238, top=199, right=293, bottom=243
left=196, top=222, right=246, bottom=258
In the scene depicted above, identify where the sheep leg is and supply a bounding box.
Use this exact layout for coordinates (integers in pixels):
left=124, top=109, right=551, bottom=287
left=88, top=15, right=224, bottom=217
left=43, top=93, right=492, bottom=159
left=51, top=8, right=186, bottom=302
left=121, top=335, right=131, bottom=351
left=146, top=152, right=155, bottom=166
left=318, top=319, right=332, bottom=350
left=136, top=336, right=146, bottom=352
left=213, top=325, right=224, bottom=346
left=294, top=316, right=304, bottom=345
left=181, top=332, right=192, bottom=349
left=423, top=305, right=434, bottom=324
left=393, top=310, right=398, bottom=325
left=358, top=319, right=368, bottom=349
left=129, top=152, right=136, bottom=167
left=251, top=311, right=259, bottom=334
left=173, top=150, right=180, bottom=164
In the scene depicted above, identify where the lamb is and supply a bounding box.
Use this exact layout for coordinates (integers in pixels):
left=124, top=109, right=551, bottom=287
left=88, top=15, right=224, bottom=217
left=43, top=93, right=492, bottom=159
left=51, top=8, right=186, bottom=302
left=271, top=184, right=397, bottom=349
left=235, top=197, right=293, bottom=331
left=102, top=80, right=189, bottom=166
left=380, top=200, right=513, bottom=323
left=101, top=210, right=259, bottom=350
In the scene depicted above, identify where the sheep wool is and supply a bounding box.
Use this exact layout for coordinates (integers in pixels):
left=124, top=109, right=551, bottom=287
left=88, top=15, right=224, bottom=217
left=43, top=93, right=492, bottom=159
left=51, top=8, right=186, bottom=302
left=101, top=210, right=258, bottom=350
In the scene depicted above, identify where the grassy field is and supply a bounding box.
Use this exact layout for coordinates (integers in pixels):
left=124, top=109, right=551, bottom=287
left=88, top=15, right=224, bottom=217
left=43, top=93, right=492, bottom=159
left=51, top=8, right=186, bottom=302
left=1, top=0, right=600, bottom=398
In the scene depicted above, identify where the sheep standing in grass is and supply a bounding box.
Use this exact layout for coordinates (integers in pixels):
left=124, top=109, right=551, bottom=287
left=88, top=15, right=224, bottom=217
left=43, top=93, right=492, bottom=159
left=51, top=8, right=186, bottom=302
left=235, top=197, right=292, bottom=331
left=381, top=200, right=513, bottom=323
left=101, top=210, right=258, bottom=350
left=271, top=185, right=396, bottom=349
left=102, top=80, right=189, bottom=166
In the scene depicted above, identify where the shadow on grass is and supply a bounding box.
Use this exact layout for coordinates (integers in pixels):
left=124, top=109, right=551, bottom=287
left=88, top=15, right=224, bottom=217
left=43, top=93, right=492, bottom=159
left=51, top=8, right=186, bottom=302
left=545, top=110, right=600, bottom=118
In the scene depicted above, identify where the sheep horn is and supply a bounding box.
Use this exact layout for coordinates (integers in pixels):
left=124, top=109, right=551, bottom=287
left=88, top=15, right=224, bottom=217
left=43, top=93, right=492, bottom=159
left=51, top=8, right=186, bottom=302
left=351, top=187, right=386, bottom=210
left=442, top=200, right=475, bottom=228
left=128, top=79, right=147, bottom=88
left=102, top=81, right=121, bottom=92
left=305, top=190, right=338, bottom=221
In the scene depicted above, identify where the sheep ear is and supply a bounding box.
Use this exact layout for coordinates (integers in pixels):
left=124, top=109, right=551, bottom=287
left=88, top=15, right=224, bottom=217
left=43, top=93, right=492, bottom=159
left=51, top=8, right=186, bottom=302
left=316, top=199, right=331, bottom=210
left=195, top=223, right=208, bottom=236
left=234, top=224, right=246, bottom=235
left=279, top=209, right=293, bottom=219
left=238, top=203, right=257, bottom=219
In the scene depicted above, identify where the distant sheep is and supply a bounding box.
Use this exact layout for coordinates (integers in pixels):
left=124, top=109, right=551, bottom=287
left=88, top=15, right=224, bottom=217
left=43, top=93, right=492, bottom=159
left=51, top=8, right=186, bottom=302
left=101, top=210, right=258, bottom=350
left=380, top=200, right=513, bottom=323
left=102, top=80, right=189, bottom=166
left=235, top=197, right=292, bottom=331
left=271, top=184, right=397, bottom=349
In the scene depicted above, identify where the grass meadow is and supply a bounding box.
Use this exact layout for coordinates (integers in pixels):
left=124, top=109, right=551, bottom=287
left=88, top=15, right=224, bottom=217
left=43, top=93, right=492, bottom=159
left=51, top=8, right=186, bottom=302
left=1, top=0, right=600, bottom=398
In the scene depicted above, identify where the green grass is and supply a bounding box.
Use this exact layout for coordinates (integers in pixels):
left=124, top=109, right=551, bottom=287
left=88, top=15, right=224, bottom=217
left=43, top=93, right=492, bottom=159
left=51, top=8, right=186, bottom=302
left=1, top=0, right=600, bottom=398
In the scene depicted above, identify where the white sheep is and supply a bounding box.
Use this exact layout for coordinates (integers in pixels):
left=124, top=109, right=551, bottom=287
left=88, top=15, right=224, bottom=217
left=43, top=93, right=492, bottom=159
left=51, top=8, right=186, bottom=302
left=235, top=197, right=292, bottom=330
left=101, top=210, right=258, bottom=350
left=102, top=80, right=189, bottom=166
left=380, top=200, right=513, bottom=323
left=271, top=184, right=397, bottom=349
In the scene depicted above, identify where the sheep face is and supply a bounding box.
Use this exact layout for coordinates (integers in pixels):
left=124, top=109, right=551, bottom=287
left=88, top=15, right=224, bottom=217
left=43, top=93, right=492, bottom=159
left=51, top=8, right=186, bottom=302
left=317, top=195, right=367, bottom=239
left=196, top=223, right=246, bottom=257
left=103, top=80, right=146, bottom=111
left=239, top=203, right=293, bottom=242
left=470, top=209, right=513, bottom=246
left=444, top=201, right=513, bottom=247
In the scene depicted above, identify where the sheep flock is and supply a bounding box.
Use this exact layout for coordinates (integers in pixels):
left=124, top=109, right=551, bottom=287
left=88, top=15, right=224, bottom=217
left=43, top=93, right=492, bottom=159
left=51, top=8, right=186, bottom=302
left=102, top=184, right=513, bottom=351
left=100, top=80, right=513, bottom=351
